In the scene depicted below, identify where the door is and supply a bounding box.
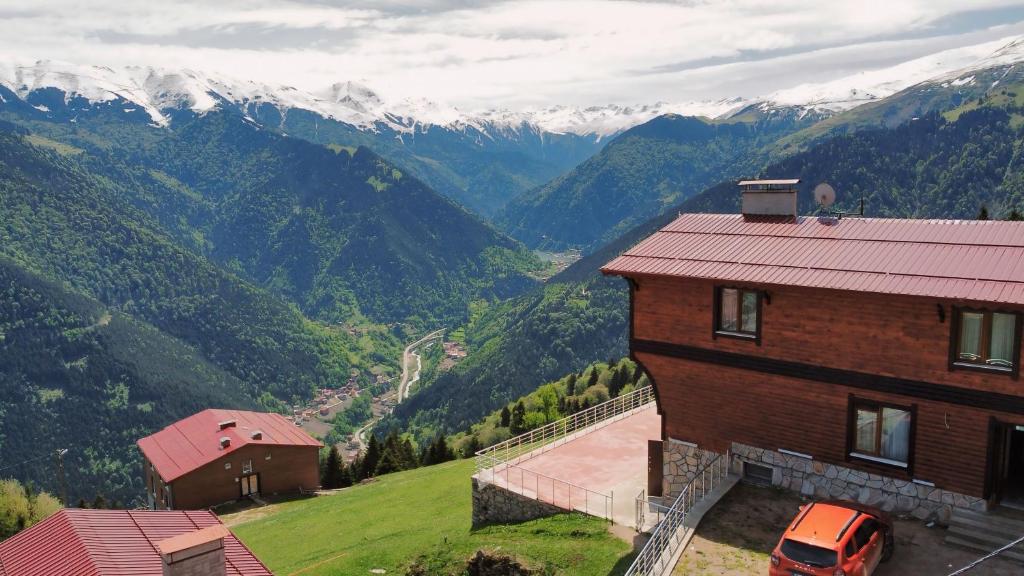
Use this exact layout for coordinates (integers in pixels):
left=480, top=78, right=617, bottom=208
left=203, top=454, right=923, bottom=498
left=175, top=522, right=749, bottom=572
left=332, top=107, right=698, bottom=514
left=1002, top=426, right=1024, bottom=508
left=988, top=422, right=1024, bottom=508
left=853, top=518, right=882, bottom=574
left=240, top=473, right=260, bottom=497
left=647, top=440, right=663, bottom=497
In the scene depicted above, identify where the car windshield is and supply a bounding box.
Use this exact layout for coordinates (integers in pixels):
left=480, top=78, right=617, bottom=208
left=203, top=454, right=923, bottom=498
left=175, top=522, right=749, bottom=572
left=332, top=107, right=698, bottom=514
left=781, top=539, right=838, bottom=568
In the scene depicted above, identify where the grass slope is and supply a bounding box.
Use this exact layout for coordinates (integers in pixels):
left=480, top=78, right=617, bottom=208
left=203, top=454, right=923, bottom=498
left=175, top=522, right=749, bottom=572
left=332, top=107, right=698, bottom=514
left=230, top=460, right=632, bottom=575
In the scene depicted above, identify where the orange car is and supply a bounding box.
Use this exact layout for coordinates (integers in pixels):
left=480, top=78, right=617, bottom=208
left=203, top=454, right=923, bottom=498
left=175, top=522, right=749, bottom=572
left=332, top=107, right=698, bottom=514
left=770, top=500, right=894, bottom=576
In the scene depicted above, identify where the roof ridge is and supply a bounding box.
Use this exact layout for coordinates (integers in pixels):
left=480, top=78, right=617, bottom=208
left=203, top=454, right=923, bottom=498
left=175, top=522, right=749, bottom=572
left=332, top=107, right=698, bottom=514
left=614, top=253, right=1024, bottom=285
left=658, top=226, right=1024, bottom=249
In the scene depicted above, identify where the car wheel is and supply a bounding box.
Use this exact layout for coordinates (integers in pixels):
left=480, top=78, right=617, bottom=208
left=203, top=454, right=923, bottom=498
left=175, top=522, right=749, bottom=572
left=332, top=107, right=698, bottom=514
left=880, top=530, right=895, bottom=563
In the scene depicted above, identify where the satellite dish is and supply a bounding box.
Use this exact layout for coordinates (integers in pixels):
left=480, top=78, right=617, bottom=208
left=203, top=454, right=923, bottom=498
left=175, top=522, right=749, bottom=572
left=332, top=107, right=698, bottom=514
left=814, top=183, right=836, bottom=209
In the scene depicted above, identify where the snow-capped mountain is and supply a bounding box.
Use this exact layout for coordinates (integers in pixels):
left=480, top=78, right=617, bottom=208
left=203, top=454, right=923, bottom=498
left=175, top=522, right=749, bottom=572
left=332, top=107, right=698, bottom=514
left=760, top=35, right=1019, bottom=114
left=4, top=33, right=1024, bottom=141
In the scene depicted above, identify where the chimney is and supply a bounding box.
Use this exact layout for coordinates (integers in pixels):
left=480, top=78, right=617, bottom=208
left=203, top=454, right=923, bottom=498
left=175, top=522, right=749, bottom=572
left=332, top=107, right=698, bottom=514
left=219, top=436, right=231, bottom=449
left=739, top=179, right=800, bottom=219
left=217, top=419, right=236, bottom=430
left=250, top=430, right=263, bottom=440
left=158, top=524, right=229, bottom=576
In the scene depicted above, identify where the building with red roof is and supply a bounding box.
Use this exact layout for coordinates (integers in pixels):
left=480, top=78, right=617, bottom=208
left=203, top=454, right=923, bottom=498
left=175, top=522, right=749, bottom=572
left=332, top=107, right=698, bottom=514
left=137, top=409, right=321, bottom=510
left=603, top=179, right=1024, bottom=521
left=0, top=508, right=271, bottom=576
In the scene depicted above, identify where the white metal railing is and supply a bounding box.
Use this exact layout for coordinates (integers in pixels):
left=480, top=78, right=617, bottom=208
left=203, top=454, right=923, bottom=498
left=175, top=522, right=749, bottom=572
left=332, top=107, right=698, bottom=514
left=487, top=463, right=615, bottom=521
left=624, top=452, right=730, bottom=576
left=474, top=385, right=655, bottom=474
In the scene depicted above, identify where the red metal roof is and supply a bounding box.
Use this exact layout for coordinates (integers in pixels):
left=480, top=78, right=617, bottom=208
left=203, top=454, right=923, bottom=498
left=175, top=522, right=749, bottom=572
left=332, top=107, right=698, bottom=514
left=602, top=214, right=1024, bottom=305
left=138, top=409, right=321, bottom=482
left=0, top=509, right=271, bottom=576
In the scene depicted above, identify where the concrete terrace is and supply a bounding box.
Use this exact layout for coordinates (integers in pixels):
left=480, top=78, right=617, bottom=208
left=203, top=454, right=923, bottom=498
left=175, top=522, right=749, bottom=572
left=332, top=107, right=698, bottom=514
left=480, top=405, right=661, bottom=527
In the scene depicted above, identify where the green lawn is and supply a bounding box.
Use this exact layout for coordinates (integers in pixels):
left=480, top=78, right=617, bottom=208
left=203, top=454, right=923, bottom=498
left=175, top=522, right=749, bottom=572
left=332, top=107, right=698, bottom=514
left=228, top=459, right=634, bottom=575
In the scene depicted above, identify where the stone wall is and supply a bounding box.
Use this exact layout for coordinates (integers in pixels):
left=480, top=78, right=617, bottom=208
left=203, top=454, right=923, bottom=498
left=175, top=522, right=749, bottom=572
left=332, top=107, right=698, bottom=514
left=471, top=477, right=565, bottom=528
left=730, top=442, right=985, bottom=524
left=662, top=438, right=724, bottom=501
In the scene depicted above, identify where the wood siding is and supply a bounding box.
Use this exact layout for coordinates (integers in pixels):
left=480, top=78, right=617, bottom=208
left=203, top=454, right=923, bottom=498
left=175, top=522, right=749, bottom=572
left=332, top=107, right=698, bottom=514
left=151, top=444, right=319, bottom=510
left=631, top=276, right=1024, bottom=498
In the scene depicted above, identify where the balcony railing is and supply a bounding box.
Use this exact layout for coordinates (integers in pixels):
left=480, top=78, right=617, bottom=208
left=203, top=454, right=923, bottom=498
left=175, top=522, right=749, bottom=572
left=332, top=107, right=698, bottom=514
left=474, top=384, right=655, bottom=474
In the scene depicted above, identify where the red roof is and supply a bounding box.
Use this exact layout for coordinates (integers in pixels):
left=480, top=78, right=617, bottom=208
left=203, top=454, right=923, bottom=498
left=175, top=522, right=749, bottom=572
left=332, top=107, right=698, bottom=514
left=138, top=409, right=321, bottom=482
left=0, top=509, right=271, bottom=576
left=602, top=214, right=1024, bottom=305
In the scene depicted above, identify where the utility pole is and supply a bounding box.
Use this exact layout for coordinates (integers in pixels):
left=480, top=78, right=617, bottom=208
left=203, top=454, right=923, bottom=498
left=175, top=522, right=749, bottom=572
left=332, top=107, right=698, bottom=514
left=55, top=448, right=68, bottom=506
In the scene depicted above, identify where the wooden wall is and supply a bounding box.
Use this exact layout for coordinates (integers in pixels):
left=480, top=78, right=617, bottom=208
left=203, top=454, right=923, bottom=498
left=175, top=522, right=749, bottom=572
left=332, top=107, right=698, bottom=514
left=157, top=444, right=320, bottom=510
left=631, top=276, right=1024, bottom=498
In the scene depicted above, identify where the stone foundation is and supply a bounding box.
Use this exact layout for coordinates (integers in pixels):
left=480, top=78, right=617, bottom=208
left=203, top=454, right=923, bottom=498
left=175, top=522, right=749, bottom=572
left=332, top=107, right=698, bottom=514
left=471, top=477, right=565, bottom=528
left=730, top=442, right=985, bottom=524
left=662, top=438, right=725, bottom=501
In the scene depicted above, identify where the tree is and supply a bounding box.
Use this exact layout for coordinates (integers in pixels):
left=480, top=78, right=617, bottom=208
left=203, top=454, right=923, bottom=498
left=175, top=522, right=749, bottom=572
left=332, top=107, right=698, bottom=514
left=0, top=478, right=60, bottom=541
left=510, top=401, right=527, bottom=435
left=499, top=405, right=511, bottom=428
left=1009, top=208, right=1023, bottom=221
left=322, top=446, right=343, bottom=489
left=632, top=364, right=644, bottom=384
left=566, top=372, right=577, bottom=396
left=374, top=449, right=403, bottom=476
left=587, top=368, right=599, bottom=389
left=978, top=205, right=990, bottom=220
left=608, top=367, right=625, bottom=397
left=463, top=435, right=481, bottom=458
left=361, top=434, right=382, bottom=479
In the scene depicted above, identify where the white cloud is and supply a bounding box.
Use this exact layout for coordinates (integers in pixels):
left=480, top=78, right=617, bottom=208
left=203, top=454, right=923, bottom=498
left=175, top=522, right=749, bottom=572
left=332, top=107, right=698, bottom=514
left=1, top=0, right=1023, bottom=108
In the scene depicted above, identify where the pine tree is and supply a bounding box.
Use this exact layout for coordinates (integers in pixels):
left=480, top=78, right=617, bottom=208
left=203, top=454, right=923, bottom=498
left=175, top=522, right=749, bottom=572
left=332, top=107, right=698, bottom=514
left=587, top=367, right=599, bottom=389
left=1009, top=208, right=1023, bottom=221
left=500, top=405, right=511, bottom=428
left=361, top=434, right=382, bottom=479
left=433, top=436, right=452, bottom=463
left=566, top=373, right=577, bottom=396
left=978, top=205, right=990, bottom=220
left=374, top=449, right=403, bottom=476
left=463, top=435, right=481, bottom=458
left=632, top=364, right=643, bottom=384
left=608, top=367, right=624, bottom=397
left=510, top=401, right=527, bottom=435
left=323, top=446, right=342, bottom=489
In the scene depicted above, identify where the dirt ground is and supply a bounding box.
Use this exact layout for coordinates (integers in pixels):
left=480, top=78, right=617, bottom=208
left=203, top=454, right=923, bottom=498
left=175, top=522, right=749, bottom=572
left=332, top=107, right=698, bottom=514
left=674, top=482, right=1021, bottom=575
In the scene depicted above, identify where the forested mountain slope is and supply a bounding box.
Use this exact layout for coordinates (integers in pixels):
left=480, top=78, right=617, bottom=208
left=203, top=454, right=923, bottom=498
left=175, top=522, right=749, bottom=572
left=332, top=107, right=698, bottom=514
left=0, top=110, right=543, bottom=326
left=393, top=102, right=1024, bottom=442
left=0, top=125, right=359, bottom=401
left=496, top=111, right=819, bottom=252
left=0, top=256, right=257, bottom=504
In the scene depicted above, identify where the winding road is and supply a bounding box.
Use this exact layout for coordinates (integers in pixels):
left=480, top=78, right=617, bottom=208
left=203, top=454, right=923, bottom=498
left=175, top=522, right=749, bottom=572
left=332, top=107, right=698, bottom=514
left=397, top=328, right=445, bottom=402
left=355, top=328, right=445, bottom=452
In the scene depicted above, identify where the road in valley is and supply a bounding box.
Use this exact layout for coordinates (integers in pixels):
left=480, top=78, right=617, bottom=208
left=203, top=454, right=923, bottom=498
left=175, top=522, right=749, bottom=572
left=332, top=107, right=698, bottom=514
left=397, top=328, right=445, bottom=402
left=355, top=328, right=445, bottom=452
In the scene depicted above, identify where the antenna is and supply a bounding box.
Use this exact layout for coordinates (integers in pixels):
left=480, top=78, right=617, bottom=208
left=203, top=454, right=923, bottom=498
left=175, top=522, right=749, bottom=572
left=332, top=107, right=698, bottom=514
left=814, top=183, right=835, bottom=209
left=813, top=182, right=865, bottom=219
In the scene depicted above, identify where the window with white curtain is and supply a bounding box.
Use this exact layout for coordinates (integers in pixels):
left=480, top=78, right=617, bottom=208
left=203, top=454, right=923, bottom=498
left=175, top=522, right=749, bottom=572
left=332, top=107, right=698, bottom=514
left=716, top=287, right=759, bottom=337
left=850, top=400, right=912, bottom=467
left=955, top=309, right=1019, bottom=370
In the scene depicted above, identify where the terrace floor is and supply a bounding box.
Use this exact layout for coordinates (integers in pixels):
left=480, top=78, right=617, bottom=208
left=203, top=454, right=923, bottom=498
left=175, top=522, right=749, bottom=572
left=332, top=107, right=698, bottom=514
left=482, top=405, right=661, bottom=527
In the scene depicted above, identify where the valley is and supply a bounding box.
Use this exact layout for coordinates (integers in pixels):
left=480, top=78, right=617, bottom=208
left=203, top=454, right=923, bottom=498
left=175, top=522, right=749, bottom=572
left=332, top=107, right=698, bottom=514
left=3, top=29, right=1024, bottom=520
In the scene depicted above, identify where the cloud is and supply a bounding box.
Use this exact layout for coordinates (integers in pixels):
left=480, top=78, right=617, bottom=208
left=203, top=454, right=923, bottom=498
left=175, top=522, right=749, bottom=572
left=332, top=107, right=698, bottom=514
left=1, top=0, right=1023, bottom=108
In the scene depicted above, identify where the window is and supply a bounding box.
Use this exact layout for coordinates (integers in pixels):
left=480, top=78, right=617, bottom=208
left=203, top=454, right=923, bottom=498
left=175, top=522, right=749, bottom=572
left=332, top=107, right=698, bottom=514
left=954, top=309, right=1020, bottom=372
left=853, top=518, right=879, bottom=550
left=715, top=287, right=760, bottom=338
left=849, top=399, right=912, bottom=467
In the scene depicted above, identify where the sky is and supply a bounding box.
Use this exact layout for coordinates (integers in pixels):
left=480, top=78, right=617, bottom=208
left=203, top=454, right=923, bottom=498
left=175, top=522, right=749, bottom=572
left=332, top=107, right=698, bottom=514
left=2, top=0, right=1024, bottom=109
